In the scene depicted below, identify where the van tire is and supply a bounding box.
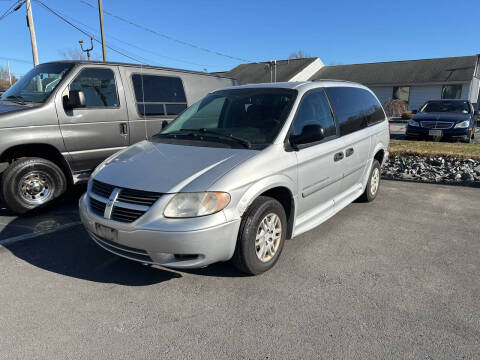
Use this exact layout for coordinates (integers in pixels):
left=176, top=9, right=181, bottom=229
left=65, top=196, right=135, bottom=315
left=1, top=157, right=67, bottom=214
left=358, top=159, right=381, bottom=203
left=232, top=196, right=287, bottom=275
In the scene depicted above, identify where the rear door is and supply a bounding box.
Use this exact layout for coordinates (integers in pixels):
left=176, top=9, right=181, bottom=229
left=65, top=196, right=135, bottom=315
left=292, top=89, right=345, bottom=234
left=56, top=65, right=129, bottom=172
left=324, top=86, right=385, bottom=205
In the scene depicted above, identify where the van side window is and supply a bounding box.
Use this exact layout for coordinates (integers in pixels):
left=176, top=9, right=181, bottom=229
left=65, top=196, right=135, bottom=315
left=132, top=74, right=187, bottom=117
left=293, top=90, right=336, bottom=137
left=70, top=68, right=118, bottom=107
left=324, top=87, right=385, bottom=136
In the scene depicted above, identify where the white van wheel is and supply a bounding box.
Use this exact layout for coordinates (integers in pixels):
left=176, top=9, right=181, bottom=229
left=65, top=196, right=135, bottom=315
left=359, top=160, right=381, bottom=202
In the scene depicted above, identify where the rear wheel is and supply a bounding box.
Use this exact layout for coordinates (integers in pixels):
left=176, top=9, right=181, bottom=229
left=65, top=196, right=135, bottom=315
left=232, top=196, right=287, bottom=275
left=1, top=157, right=67, bottom=214
left=358, top=159, right=381, bottom=202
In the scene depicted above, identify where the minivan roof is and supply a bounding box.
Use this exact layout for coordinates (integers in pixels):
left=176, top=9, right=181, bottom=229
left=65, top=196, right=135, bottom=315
left=217, top=80, right=368, bottom=92
left=41, top=60, right=234, bottom=80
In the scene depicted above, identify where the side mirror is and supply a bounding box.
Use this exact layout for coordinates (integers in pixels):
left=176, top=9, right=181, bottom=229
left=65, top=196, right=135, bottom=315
left=63, top=90, right=85, bottom=109
left=161, top=120, right=169, bottom=129
left=290, top=124, right=325, bottom=148
left=474, top=110, right=480, bottom=116
left=411, top=109, right=418, bottom=114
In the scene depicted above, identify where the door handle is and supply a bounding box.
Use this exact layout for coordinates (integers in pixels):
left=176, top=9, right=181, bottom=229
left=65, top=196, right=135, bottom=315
left=345, top=148, right=354, bottom=157
left=120, top=123, right=128, bottom=135
left=334, top=152, right=344, bottom=162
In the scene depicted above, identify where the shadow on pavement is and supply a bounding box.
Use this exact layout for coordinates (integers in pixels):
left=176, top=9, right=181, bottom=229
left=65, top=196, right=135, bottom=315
left=1, top=185, right=182, bottom=286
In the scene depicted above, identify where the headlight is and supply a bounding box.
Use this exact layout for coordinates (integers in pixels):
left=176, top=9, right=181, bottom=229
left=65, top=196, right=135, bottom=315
left=454, top=120, right=470, bottom=128
left=164, top=192, right=231, bottom=218
left=408, top=119, right=420, bottom=127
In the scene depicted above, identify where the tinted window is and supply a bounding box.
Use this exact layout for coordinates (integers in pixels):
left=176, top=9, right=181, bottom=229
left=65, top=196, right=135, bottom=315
left=293, top=90, right=336, bottom=138
left=132, top=74, right=186, bottom=102
left=442, top=85, right=462, bottom=99
left=70, top=68, right=118, bottom=107
left=324, top=87, right=385, bottom=136
left=420, top=100, right=470, bottom=114
left=132, top=74, right=186, bottom=117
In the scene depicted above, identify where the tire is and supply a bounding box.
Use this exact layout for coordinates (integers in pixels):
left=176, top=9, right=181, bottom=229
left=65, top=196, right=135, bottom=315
left=232, top=196, right=287, bottom=275
left=1, top=157, right=67, bottom=214
left=358, top=159, right=381, bottom=203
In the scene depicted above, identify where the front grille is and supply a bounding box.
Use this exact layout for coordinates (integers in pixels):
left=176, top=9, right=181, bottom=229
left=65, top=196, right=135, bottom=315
left=91, top=180, right=115, bottom=198
left=90, top=197, right=106, bottom=217
left=420, top=121, right=454, bottom=129
left=88, top=180, right=162, bottom=223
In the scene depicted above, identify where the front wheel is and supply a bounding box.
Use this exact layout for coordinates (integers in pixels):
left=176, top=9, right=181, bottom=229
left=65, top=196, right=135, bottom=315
left=1, top=157, right=67, bottom=214
left=232, top=196, right=287, bottom=275
left=358, top=159, right=381, bottom=202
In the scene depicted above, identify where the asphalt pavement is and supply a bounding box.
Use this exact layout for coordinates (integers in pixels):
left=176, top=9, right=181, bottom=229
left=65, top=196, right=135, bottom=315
left=1, top=180, right=479, bottom=359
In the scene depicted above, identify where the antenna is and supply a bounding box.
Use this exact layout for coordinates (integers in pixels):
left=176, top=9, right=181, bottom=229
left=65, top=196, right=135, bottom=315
left=79, top=37, right=94, bottom=60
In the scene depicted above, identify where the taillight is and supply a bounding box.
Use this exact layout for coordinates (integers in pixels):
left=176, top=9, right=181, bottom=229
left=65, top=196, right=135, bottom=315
left=388, top=122, right=391, bottom=136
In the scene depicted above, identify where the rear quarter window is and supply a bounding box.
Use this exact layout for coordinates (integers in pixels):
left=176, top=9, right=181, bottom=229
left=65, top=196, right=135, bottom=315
left=324, top=87, right=385, bottom=136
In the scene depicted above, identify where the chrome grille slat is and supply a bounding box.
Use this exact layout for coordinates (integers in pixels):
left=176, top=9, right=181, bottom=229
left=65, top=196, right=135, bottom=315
left=420, top=121, right=454, bottom=129
left=88, top=180, right=161, bottom=223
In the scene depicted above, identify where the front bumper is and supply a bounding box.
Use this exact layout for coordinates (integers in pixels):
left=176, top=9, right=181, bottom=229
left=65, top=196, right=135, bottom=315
left=406, top=125, right=471, bottom=141
left=79, top=194, right=241, bottom=269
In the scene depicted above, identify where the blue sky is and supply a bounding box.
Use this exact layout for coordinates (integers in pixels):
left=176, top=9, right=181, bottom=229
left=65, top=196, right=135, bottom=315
left=1, top=0, right=479, bottom=77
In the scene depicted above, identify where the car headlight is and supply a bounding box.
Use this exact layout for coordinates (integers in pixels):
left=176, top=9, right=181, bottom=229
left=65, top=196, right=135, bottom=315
left=164, top=192, right=231, bottom=218
left=454, top=120, right=470, bottom=128
left=408, top=119, right=420, bottom=127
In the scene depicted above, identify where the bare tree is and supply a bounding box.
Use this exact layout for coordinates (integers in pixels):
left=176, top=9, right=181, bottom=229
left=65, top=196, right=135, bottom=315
left=288, top=50, right=310, bottom=59
left=0, top=66, right=17, bottom=91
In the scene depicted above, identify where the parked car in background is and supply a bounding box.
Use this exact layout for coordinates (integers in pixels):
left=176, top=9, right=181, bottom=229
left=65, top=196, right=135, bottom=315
left=406, top=99, right=478, bottom=142
left=0, top=61, right=235, bottom=214
left=79, top=81, right=390, bottom=275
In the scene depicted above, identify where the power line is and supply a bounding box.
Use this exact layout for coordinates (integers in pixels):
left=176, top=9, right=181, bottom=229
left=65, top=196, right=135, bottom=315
left=53, top=5, right=221, bottom=69
left=78, top=0, right=251, bottom=62
left=0, top=56, right=31, bottom=64
left=34, top=0, right=149, bottom=64
left=0, top=0, right=23, bottom=21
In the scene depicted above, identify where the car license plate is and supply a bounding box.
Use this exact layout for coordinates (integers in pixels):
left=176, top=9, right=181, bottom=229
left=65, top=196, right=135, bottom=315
left=429, top=129, right=443, bottom=137
left=95, top=223, right=118, bottom=242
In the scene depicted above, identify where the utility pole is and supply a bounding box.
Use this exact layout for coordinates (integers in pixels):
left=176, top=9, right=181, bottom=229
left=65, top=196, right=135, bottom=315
left=97, top=0, right=107, bottom=61
left=25, top=0, right=39, bottom=66
left=7, top=61, right=12, bottom=86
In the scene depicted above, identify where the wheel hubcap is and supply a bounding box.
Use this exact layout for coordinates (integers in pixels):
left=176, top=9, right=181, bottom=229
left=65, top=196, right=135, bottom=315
left=370, top=168, right=380, bottom=195
left=255, top=213, right=282, bottom=263
left=19, top=171, right=54, bottom=205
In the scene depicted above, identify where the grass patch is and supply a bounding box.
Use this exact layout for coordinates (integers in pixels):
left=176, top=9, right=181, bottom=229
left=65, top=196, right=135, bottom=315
left=388, top=140, right=480, bottom=160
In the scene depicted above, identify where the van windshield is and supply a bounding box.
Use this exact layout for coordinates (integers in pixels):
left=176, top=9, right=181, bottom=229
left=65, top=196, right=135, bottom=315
left=1, top=62, right=74, bottom=104
left=158, top=88, right=297, bottom=149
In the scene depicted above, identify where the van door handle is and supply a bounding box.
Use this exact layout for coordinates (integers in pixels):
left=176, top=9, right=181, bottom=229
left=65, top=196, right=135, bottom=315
left=120, top=123, right=128, bottom=135
left=334, top=152, right=344, bottom=162
left=345, top=148, right=354, bottom=157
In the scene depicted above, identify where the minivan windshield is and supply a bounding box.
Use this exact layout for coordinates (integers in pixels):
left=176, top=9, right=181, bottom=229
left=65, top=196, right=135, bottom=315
left=420, top=100, right=470, bottom=114
left=1, top=62, right=74, bottom=104
left=158, top=88, right=297, bottom=149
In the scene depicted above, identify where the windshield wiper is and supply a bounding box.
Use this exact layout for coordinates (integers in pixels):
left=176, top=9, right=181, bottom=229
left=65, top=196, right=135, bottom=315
left=6, top=95, right=26, bottom=105
left=180, top=128, right=251, bottom=148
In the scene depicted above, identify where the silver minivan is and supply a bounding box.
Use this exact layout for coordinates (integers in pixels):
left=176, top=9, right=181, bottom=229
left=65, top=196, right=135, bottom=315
left=79, top=81, right=389, bottom=275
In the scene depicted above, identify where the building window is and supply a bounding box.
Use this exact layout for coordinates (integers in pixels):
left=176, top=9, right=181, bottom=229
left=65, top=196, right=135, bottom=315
left=131, top=74, right=187, bottom=117
left=392, top=86, right=410, bottom=103
left=442, top=85, right=462, bottom=99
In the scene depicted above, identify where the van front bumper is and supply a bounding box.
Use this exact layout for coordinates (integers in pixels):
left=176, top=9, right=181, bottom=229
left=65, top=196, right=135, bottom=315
left=79, top=194, right=241, bottom=269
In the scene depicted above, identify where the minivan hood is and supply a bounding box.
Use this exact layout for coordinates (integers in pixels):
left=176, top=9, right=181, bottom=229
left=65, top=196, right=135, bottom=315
left=93, top=140, right=258, bottom=193
left=413, top=112, right=471, bottom=122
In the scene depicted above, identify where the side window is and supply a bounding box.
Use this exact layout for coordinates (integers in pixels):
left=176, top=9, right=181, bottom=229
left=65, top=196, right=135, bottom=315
left=132, top=74, right=187, bottom=117
left=70, top=68, right=118, bottom=107
left=324, top=87, right=385, bottom=136
left=293, top=90, right=336, bottom=138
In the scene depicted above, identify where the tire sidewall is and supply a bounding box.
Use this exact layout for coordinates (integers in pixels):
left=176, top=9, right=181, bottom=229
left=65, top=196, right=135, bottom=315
left=366, top=160, right=381, bottom=202
left=238, top=197, right=287, bottom=275
left=2, top=158, right=66, bottom=214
